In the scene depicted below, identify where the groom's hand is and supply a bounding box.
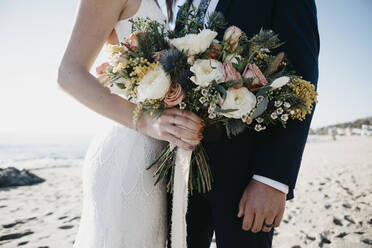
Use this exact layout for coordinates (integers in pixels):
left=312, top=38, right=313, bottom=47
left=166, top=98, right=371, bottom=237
left=238, top=180, right=286, bottom=233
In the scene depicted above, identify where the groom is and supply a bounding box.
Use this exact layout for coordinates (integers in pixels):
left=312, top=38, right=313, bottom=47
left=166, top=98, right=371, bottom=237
left=164, top=0, right=320, bottom=247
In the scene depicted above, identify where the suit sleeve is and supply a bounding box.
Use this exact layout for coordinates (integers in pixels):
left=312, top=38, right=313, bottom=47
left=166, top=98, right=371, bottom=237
left=252, top=0, right=320, bottom=189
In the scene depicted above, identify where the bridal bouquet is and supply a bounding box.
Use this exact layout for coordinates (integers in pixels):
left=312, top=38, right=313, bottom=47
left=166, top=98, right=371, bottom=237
left=97, top=5, right=318, bottom=194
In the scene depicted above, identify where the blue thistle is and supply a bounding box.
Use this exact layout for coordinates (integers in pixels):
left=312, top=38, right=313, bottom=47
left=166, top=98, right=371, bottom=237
left=160, top=49, right=188, bottom=77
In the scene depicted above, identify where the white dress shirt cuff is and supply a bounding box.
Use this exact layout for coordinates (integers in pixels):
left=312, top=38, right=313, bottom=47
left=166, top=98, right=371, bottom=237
left=252, top=175, right=289, bottom=194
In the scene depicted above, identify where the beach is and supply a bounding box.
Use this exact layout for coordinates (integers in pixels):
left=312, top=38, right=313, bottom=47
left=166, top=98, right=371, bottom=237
left=0, top=136, right=371, bottom=247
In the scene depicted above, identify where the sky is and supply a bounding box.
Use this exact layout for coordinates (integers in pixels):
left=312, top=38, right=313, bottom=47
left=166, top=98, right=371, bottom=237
left=0, top=0, right=371, bottom=135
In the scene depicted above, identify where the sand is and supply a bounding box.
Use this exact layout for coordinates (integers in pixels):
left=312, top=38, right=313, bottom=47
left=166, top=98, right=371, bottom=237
left=0, top=136, right=371, bottom=248
left=0, top=166, right=82, bottom=247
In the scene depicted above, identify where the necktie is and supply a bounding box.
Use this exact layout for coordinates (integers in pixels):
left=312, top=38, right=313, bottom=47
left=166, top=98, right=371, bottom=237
left=174, top=0, right=212, bottom=31
left=195, top=0, right=212, bottom=26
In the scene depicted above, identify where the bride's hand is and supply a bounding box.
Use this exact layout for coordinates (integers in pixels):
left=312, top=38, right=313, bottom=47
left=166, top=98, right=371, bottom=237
left=137, top=108, right=204, bottom=151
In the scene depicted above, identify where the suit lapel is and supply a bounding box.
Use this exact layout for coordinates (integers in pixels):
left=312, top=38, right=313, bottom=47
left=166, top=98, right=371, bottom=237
left=215, top=0, right=233, bottom=15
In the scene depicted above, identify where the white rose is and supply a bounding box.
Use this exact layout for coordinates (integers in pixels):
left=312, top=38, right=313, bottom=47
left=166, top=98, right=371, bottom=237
left=220, top=87, right=257, bottom=119
left=169, top=29, right=217, bottom=56
left=271, top=76, right=290, bottom=89
left=136, top=65, right=171, bottom=102
left=190, top=59, right=224, bottom=87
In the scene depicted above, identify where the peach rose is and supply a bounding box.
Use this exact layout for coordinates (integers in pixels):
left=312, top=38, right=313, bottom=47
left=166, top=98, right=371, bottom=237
left=242, top=63, right=268, bottom=90
left=163, top=82, right=185, bottom=107
left=124, top=33, right=139, bottom=50
left=96, top=63, right=111, bottom=86
left=223, top=61, right=242, bottom=82
left=223, top=26, right=242, bottom=52
left=96, top=62, right=110, bottom=75
left=209, top=41, right=222, bottom=59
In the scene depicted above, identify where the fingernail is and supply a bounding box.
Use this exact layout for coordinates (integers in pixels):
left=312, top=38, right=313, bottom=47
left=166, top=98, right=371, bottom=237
left=189, top=145, right=194, bottom=150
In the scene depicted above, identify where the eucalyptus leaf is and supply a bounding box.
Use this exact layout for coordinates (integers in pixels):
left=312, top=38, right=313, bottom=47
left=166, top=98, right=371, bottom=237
left=215, top=107, right=238, bottom=113
left=116, top=83, right=126, bottom=89
left=256, top=86, right=272, bottom=97
left=215, top=84, right=227, bottom=100
left=251, top=97, right=269, bottom=119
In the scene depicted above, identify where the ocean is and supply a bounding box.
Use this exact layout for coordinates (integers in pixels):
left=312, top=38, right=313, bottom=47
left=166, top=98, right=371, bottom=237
left=0, top=133, right=93, bottom=170
left=0, top=133, right=326, bottom=170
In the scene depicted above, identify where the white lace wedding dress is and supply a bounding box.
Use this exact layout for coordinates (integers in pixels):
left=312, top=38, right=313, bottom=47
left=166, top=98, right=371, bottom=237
left=73, top=1, right=168, bottom=247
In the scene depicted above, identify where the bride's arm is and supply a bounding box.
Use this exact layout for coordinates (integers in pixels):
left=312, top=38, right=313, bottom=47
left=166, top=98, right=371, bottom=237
left=58, top=0, right=204, bottom=150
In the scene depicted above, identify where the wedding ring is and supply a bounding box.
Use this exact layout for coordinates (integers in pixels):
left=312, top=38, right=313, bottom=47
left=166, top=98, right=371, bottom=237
left=263, top=223, right=273, bottom=228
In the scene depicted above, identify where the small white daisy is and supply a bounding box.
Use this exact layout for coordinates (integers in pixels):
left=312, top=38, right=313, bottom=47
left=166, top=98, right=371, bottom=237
left=209, top=112, right=217, bottom=119
left=201, top=88, right=209, bottom=96
left=257, top=95, right=265, bottom=103
left=256, top=117, right=264, bottom=123
left=179, top=102, right=186, bottom=110
left=274, top=100, right=283, bottom=107
left=255, top=124, right=262, bottom=132
left=199, top=96, right=207, bottom=104
left=284, top=102, right=291, bottom=109
left=281, top=114, right=289, bottom=121
left=276, top=108, right=284, bottom=115
left=208, top=106, right=216, bottom=114
left=246, top=117, right=253, bottom=125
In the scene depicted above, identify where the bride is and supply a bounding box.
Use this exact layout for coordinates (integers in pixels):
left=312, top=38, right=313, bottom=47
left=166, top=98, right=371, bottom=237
left=58, top=0, right=204, bottom=247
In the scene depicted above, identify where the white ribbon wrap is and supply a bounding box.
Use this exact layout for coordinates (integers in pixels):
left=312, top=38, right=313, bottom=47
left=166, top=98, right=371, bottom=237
left=171, top=140, right=198, bottom=248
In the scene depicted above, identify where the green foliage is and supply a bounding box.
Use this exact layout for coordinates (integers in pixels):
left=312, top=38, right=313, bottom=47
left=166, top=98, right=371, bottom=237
left=189, top=144, right=212, bottom=193
left=176, top=69, right=194, bottom=91
left=147, top=143, right=212, bottom=194
left=206, top=11, right=227, bottom=31
left=169, top=3, right=225, bottom=38
left=172, top=3, right=204, bottom=37
left=146, top=144, right=177, bottom=192
left=250, top=28, right=284, bottom=50
left=238, top=32, right=251, bottom=57
left=129, top=17, right=169, bottom=60
left=233, top=56, right=249, bottom=73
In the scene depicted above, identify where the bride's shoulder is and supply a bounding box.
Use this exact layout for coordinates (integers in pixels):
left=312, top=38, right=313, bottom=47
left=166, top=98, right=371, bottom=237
left=118, top=0, right=142, bottom=20
left=79, top=0, right=128, bottom=13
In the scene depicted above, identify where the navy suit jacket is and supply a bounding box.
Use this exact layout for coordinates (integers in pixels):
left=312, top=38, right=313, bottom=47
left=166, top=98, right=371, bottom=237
left=207, top=0, right=320, bottom=200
